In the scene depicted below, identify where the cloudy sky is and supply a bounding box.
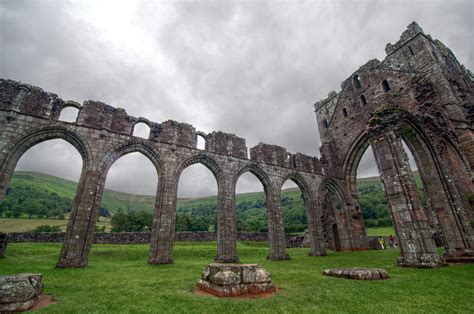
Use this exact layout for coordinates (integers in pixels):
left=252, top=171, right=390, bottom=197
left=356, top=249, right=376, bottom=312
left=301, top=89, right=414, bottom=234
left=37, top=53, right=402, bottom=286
left=1, top=0, right=472, bottom=197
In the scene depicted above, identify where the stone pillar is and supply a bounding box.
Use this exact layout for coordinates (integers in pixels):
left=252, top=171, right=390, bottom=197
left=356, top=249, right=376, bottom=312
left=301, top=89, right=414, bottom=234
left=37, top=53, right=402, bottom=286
left=149, top=169, right=177, bottom=265
left=435, top=145, right=474, bottom=261
left=57, top=169, right=103, bottom=268
left=370, top=131, right=443, bottom=268
left=215, top=177, right=239, bottom=262
left=266, top=186, right=290, bottom=260
left=305, top=194, right=326, bottom=256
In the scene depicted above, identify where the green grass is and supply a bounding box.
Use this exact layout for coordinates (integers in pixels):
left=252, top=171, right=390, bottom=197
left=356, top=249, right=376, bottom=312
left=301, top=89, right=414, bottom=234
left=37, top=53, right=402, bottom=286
left=365, top=227, right=396, bottom=236
left=1, top=243, right=473, bottom=313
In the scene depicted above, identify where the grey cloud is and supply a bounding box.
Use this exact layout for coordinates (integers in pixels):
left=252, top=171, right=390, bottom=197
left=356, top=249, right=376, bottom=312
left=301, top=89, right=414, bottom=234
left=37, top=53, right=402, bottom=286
left=2, top=0, right=472, bottom=197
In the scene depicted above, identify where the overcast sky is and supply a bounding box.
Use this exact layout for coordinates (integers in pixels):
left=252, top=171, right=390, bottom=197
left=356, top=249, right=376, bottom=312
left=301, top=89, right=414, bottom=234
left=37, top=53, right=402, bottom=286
left=1, top=0, right=472, bottom=197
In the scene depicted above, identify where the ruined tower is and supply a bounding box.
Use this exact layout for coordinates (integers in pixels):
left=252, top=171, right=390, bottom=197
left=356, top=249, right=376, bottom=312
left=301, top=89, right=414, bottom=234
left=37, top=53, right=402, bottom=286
left=315, top=22, right=473, bottom=267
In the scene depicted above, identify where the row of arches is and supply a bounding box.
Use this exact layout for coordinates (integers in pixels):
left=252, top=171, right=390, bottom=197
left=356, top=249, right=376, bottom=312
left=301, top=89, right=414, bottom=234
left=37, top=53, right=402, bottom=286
left=0, top=127, right=324, bottom=267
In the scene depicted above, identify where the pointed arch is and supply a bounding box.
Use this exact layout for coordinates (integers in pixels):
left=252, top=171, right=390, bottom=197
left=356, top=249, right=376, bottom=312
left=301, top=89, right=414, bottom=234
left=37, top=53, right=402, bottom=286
left=99, top=141, right=164, bottom=182
left=0, top=127, right=92, bottom=199
left=233, top=163, right=271, bottom=195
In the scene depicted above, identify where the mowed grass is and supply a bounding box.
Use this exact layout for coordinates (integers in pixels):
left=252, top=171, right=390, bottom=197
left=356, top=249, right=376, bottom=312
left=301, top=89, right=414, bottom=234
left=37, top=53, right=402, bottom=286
left=365, top=226, right=396, bottom=236
left=0, top=217, right=111, bottom=232
left=1, top=243, right=473, bottom=313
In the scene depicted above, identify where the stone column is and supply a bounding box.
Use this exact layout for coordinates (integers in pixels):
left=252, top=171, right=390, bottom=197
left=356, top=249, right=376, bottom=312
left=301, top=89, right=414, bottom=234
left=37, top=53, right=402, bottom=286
left=305, top=192, right=326, bottom=256
left=57, top=169, right=103, bottom=268
left=370, top=131, right=443, bottom=268
left=215, top=177, right=239, bottom=263
left=148, top=169, right=177, bottom=265
left=266, top=186, right=290, bottom=260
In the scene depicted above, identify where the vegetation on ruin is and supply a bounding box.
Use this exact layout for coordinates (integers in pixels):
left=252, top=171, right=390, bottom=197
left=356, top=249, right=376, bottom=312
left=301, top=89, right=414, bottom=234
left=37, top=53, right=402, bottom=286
left=1, top=171, right=426, bottom=233
left=1, top=242, right=473, bottom=313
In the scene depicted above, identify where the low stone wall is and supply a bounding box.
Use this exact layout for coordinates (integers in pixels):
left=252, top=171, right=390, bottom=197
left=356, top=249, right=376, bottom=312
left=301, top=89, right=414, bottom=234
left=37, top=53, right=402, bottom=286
left=7, top=231, right=302, bottom=246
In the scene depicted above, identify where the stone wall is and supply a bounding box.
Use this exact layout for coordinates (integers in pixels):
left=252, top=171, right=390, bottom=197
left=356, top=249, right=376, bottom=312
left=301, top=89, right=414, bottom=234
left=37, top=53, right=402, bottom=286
left=7, top=231, right=301, bottom=246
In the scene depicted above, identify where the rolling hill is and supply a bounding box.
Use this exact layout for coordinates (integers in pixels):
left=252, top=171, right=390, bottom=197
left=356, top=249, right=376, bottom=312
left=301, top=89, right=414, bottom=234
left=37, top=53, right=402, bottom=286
left=0, top=170, right=424, bottom=232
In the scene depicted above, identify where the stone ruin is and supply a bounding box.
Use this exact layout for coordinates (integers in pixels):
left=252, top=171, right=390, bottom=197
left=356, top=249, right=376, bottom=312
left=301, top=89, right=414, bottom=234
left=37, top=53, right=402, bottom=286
left=0, top=274, right=44, bottom=312
left=0, top=22, right=472, bottom=269
left=323, top=268, right=390, bottom=280
left=196, top=263, right=276, bottom=297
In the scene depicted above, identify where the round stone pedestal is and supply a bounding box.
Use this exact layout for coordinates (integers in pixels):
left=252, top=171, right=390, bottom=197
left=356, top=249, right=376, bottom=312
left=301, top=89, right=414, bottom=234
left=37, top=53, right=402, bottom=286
left=196, top=263, right=276, bottom=297
left=323, top=268, right=389, bottom=280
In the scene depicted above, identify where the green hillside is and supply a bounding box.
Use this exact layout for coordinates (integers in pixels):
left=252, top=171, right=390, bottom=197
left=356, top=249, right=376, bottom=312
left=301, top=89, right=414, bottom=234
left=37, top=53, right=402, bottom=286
left=356, top=171, right=423, bottom=228
left=0, top=170, right=424, bottom=232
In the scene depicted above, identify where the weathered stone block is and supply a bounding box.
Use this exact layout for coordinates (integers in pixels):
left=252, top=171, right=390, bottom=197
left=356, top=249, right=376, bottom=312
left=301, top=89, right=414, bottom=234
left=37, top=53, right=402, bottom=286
left=323, top=268, right=389, bottom=280
left=197, top=263, right=276, bottom=297
left=0, top=274, right=43, bottom=312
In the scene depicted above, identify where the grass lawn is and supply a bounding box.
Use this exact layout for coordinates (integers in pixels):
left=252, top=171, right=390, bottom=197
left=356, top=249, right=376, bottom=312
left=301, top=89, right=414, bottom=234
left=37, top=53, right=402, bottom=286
left=1, top=242, right=473, bottom=313
left=365, top=226, right=396, bottom=236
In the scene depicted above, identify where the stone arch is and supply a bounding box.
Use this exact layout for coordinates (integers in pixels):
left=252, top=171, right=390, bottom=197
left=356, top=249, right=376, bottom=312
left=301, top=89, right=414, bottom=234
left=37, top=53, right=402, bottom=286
left=176, top=154, right=223, bottom=183
left=318, top=178, right=346, bottom=210
left=342, top=131, right=372, bottom=197
left=0, top=127, right=92, bottom=199
left=279, top=172, right=313, bottom=205
left=98, top=141, right=164, bottom=182
left=280, top=172, right=327, bottom=256
left=233, top=163, right=271, bottom=195
left=58, top=103, right=81, bottom=123
left=131, top=120, right=152, bottom=139
left=196, top=131, right=207, bottom=150
left=317, top=178, right=351, bottom=251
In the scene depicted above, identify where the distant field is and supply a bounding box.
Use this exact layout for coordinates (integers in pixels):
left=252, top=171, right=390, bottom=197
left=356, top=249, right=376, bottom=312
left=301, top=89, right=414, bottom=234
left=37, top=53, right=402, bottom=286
left=365, top=226, right=396, bottom=236
left=1, top=216, right=391, bottom=236
left=0, top=217, right=111, bottom=233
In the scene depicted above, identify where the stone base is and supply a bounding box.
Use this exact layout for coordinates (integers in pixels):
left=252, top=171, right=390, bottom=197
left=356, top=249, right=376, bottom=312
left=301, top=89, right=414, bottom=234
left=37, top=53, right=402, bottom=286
left=148, top=257, right=173, bottom=265
left=196, top=263, right=276, bottom=297
left=0, top=274, right=44, bottom=312
left=309, top=250, right=327, bottom=257
left=444, top=249, right=474, bottom=264
left=267, top=253, right=291, bottom=261
left=397, top=253, right=445, bottom=268
left=56, top=258, right=88, bottom=268
left=323, top=268, right=389, bottom=280
left=214, top=255, right=240, bottom=263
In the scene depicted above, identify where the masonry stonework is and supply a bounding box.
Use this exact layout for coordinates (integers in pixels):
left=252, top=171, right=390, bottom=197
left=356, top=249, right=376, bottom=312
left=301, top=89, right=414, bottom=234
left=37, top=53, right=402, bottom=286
left=315, top=22, right=473, bottom=267
left=0, top=80, right=326, bottom=267
left=1, top=22, right=472, bottom=269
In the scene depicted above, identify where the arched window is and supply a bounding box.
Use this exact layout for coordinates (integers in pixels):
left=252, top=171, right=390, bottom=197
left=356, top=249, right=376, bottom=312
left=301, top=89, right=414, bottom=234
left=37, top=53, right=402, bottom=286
left=342, top=108, right=348, bottom=118
left=353, top=74, right=362, bottom=89
left=197, top=134, right=206, bottom=150
left=323, top=119, right=329, bottom=128
left=59, top=106, right=79, bottom=123
left=382, top=80, right=391, bottom=92
left=133, top=122, right=150, bottom=139
left=360, top=95, right=367, bottom=105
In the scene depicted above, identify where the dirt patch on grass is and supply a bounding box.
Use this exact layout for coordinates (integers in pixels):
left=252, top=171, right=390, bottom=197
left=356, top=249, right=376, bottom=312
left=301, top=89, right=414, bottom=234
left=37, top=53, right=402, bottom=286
left=195, top=287, right=281, bottom=299
left=29, top=295, right=56, bottom=311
